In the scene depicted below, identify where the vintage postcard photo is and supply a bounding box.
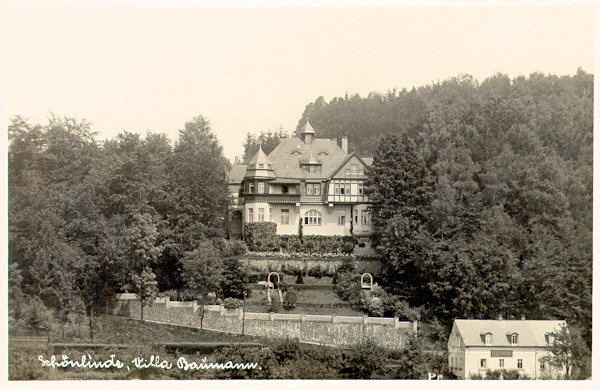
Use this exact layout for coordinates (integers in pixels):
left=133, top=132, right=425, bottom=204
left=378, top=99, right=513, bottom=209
left=2, top=0, right=595, bottom=386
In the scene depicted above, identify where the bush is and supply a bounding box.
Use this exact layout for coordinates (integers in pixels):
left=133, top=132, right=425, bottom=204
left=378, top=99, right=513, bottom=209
left=283, top=290, right=297, bottom=309
left=19, top=295, right=54, bottom=334
left=334, top=272, right=361, bottom=303
left=244, top=222, right=277, bottom=250
left=280, top=241, right=288, bottom=250
left=304, top=241, right=316, bottom=252
left=295, top=272, right=304, bottom=285
left=224, top=297, right=241, bottom=309
left=342, top=242, right=355, bottom=253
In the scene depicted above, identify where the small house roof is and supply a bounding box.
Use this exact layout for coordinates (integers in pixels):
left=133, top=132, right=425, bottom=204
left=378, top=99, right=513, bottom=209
left=227, top=164, right=247, bottom=183
left=453, top=319, right=565, bottom=347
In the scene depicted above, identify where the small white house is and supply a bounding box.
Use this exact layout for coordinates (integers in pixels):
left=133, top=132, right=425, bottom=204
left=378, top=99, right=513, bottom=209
left=448, top=318, right=566, bottom=379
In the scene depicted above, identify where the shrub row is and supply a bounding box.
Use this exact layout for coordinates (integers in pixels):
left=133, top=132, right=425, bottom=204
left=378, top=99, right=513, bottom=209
left=245, top=230, right=358, bottom=254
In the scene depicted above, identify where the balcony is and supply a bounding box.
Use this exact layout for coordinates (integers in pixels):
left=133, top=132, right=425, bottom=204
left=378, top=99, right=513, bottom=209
left=244, top=193, right=301, bottom=204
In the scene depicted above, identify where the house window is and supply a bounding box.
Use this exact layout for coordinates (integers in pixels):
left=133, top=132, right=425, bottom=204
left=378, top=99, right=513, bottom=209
left=480, top=359, right=486, bottom=368
left=545, top=334, right=555, bottom=344
left=282, top=185, right=289, bottom=194
left=258, top=208, right=265, bottom=222
left=361, top=210, right=370, bottom=224
left=269, top=208, right=273, bottom=222
left=540, top=360, right=545, bottom=370
left=258, top=163, right=264, bottom=168
left=517, top=359, right=523, bottom=369
left=248, top=208, right=254, bottom=222
left=511, top=334, right=519, bottom=344
left=249, top=182, right=254, bottom=194
left=334, top=184, right=340, bottom=195
left=304, top=210, right=321, bottom=225
left=258, top=182, right=265, bottom=194
left=337, top=210, right=345, bottom=225
left=482, top=333, right=493, bottom=344
left=340, top=185, right=345, bottom=195
left=354, top=214, right=358, bottom=224
left=346, top=184, right=351, bottom=195
left=306, top=183, right=320, bottom=196
left=351, top=163, right=359, bottom=175
left=358, top=183, right=364, bottom=195
left=499, top=359, right=504, bottom=368
left=281, top=209, right=289, bottom=225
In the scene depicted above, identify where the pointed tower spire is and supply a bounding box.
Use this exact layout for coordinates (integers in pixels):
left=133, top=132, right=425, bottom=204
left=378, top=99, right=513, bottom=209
left=245, top=144, right=276, bottom=179
left=300, top=120, right=316, bottom=144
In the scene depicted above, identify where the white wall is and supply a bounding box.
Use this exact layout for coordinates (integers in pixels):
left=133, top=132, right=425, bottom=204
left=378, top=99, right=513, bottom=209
left=464, top=347, right=560, bottom=379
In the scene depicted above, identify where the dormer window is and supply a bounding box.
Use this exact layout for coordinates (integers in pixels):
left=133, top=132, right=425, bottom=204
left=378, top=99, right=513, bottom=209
left=507, top=332, right=519, bottom=344
left=480, top=332, right=493, bottom=345
left=258, top=163, right=264, bottom=168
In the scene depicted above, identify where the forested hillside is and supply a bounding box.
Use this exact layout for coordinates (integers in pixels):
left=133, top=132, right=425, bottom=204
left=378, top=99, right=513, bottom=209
left=355, top=71, right=592, bottom=347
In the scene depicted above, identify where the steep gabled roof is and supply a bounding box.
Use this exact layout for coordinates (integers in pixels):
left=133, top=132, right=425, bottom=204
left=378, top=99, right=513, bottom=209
left=454, top=319, right=565, bottom=347
left=328, top=152, right=370, bottom=178
left=227, top=164, right=247, bottom=183
left=268, top=137, right=347, bottom=179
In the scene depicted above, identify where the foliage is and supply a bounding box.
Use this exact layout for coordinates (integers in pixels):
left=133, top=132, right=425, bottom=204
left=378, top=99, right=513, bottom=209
left=241, top=128, right=289, bottom=164
left=283, top=289, right=297, bottom=309
left=19, top=295, right=55, bottom=334
left=131, top=267, right=158, bottom=321
left=544, top=323, right=590, bottom=379
left=359, top=71, right=592, bottom=342
left=223, top=297, right=241, bottom=309
left=244, top=222, right=277, bottom=250
left=180, top=240, right=224, bottom=299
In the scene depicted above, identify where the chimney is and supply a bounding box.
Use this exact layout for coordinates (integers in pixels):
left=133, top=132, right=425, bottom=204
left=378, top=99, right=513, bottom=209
left=498, top=315, right=503, bottom=321
left=341, top=136, right=348, bottom=153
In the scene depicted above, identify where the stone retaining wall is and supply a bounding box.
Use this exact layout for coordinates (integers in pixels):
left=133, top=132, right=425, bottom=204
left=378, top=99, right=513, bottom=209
left=116, top=295, right=414, bottom=350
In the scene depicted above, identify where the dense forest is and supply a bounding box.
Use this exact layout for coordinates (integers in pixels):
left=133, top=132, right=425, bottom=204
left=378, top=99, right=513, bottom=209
left=8, top=115, right=250, bottom=333
left=9, top=70, right=592, bottom=359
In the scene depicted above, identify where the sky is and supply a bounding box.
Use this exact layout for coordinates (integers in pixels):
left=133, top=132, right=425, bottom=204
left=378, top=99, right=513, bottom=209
left=2, top=1, right=595, bottom=161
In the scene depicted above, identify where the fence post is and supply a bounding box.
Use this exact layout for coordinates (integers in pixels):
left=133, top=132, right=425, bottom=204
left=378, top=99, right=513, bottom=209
left=363, top=315, right=368, bottom=325
left=165, top=296, right=170, bottom=308
left=220, top=304, right=225, bottom=316
left=394, top=317, right=400, bottom=329
left=192, top=300, right=197, bottom=313
left=269, top=312, right=274, bottom=321
left=301, top=313, right=305, bottom=322
left=332, top=315, right=338, bottom=323
left=412, top=320, right=418, bottom=333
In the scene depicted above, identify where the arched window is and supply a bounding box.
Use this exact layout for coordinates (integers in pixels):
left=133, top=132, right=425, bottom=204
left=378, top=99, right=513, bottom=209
left=304, top=210, right=321, bottom=225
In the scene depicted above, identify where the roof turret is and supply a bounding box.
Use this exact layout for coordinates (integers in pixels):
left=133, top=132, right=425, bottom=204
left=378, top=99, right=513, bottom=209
left=245, top=144, right=276, bottom=179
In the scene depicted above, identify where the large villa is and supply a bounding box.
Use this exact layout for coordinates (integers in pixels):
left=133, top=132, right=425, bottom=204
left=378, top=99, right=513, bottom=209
left=228, top=122, right=374, bottom=240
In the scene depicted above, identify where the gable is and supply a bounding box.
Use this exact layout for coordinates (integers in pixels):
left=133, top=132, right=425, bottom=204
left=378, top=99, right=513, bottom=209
left=330, top=154, right=369, bottom=179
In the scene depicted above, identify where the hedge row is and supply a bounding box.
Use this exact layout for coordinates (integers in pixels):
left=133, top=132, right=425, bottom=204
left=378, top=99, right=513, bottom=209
left=244, top=227, right=359, bottom=254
